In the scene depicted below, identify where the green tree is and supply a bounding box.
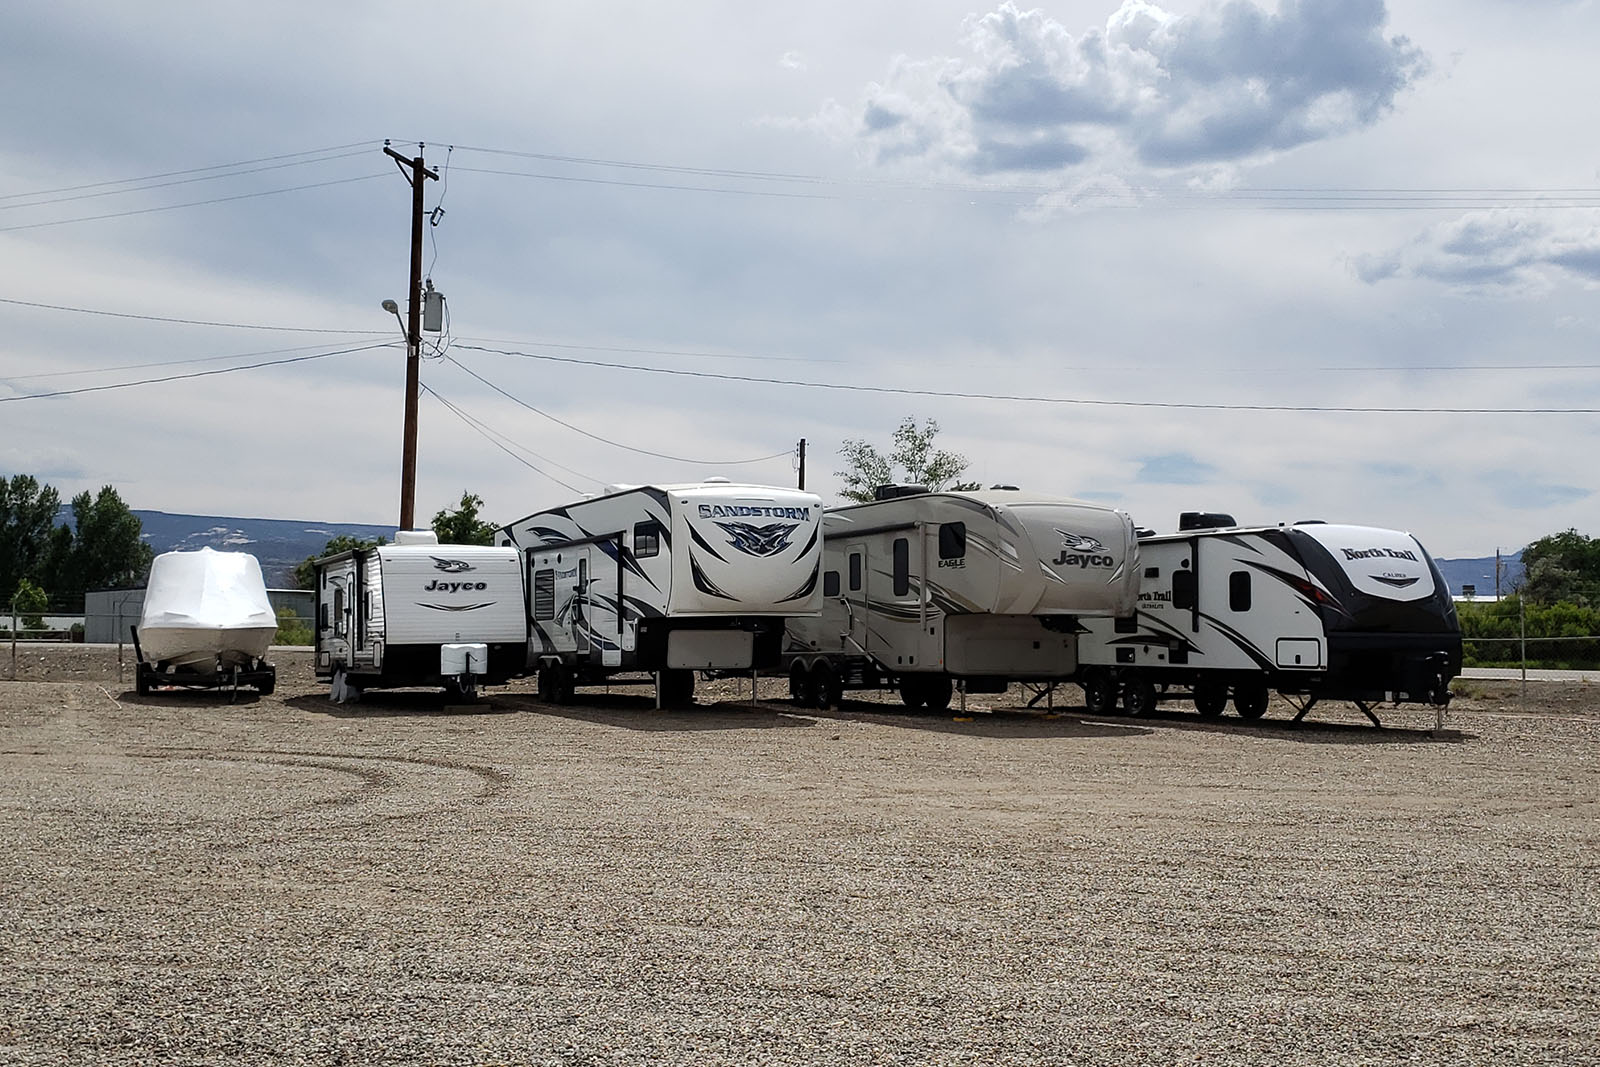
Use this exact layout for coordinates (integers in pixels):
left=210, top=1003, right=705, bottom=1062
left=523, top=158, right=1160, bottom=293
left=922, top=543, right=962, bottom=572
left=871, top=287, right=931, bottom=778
left=62, top=486, right=153, bottom=596
left=293, top=534, right=388, bottom=590
left=1519, top=529, right=1600, bottom=607
left=431, top=491, right=498, bottom=546
left=835, top=417, right=983, bottom=504
left=272, top=604, right=312, bottom=646
left=12, top=576, right=48, bottom=630
left=0, top=474, right=63, bottom=604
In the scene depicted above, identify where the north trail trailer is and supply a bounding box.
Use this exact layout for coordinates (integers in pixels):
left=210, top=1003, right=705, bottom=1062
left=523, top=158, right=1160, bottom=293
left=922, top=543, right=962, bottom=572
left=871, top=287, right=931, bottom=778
left=313, top=531, right=527, bottom=701
left=497, top=478, right=824, bottom=705
left=782, top=485, right=1140, bottom=711
left=1074, top=514, right=1462, bottom=723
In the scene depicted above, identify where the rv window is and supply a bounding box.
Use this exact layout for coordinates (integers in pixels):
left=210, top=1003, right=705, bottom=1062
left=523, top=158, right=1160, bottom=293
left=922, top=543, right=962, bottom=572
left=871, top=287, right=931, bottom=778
left=633, top=522, right=660, bottom=558
left=319, top=604, right=329, bottom=630
left=892, top=538, right=910, bottom=596
left=333, top=587, right=346, bottom=636
left=533, top=569, right=555, bottom=620
left=1144, top=567, right=1160, bottom=579
left=1172, top=570, right=1196, bottom=611
left=849, top=553, right=862, bottom=592
left=939, top=522, right=966, bottom=560
left=823, top=570, right=840, bottom=597
left=1229, top=571, right=1252, bottom=612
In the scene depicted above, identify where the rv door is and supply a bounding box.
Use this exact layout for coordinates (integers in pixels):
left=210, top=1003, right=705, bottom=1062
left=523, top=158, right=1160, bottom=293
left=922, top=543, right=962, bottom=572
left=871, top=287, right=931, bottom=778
left=845, top=542, right=870, bottom=653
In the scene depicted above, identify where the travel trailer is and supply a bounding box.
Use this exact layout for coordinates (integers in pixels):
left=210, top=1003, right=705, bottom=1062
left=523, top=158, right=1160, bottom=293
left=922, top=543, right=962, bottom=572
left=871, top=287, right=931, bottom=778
left=497, top=479, right=824, bottom=704
left=1074, top=514, right=1462, bottom=723
left=783, top=486, right=1140, bottom=710
left=313, top=531, right=527, bottom=701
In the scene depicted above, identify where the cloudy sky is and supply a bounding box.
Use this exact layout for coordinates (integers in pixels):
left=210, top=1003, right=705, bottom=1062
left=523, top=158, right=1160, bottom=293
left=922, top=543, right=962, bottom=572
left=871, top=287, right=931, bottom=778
left=2, top=0, right=1597, bottom=557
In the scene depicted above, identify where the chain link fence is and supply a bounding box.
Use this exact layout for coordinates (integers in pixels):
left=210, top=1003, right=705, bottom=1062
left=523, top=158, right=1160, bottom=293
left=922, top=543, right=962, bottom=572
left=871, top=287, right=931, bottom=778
left=1459, top=598, right=1600, bottom=671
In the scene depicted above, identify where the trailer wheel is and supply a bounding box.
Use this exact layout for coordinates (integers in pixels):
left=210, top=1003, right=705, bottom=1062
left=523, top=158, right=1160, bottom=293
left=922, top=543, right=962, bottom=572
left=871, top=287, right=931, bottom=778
left=790, top=664, right=816, bottom=708
left=1123, top=678, right=1158, bottom=717
left=897, top=679, right=926, bottom=709
left=257, top=673, right=276, bottom=697
left=538, top=665, right=574, bottom=705
left=1193, top=681, right=1227, bottom=718
left=811, top=664, right=840, bottom=710
left=1234, top=682, right=1270, bottom=720
left=1080, top=671, right=1116, bottom=715
left=923, top=676, right=954, bottom=713
left=135, top=666, right=152, bottom=696
left=660, top=669, right=696, bottom=707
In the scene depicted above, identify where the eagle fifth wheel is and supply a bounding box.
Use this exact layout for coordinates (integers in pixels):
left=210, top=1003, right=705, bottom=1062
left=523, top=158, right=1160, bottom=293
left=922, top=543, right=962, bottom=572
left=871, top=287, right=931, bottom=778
left=782, top=485, right=1140, bottom=711
left=497, top=479, right=824, bottom=706
left=313, top=531, right=528, bottom=702
left=1074, top=514, right=1463, bottom=724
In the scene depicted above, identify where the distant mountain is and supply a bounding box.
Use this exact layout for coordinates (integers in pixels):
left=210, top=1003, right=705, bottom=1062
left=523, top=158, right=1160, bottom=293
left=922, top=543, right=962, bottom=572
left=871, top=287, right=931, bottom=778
left=131, top=510, right=397, bottom=588
left=107, top=508, right=1523, bottom=596
left=1434, top=552, right=1524, bottom=598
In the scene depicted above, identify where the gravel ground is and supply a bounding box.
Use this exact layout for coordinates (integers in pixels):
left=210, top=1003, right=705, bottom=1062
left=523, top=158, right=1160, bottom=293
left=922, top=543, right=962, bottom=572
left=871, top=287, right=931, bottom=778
left=2, top=646, right=1596, bottom=1065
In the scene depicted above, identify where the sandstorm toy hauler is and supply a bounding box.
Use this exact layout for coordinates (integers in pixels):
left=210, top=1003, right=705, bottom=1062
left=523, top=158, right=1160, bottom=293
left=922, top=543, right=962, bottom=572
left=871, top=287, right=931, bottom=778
left=313, top=531, right=528, bottom=701
left=1073, top=514, right=1462, bottom=724
left=782, top=485, right=1140, bottom=711
left=497, top=478, right=824, bottom=705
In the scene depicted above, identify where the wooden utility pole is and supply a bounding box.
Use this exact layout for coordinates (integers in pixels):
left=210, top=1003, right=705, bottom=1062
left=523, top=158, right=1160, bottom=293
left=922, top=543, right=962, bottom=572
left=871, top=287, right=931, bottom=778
left=797, top=438, right=807, bottom=490
left=383, top=142, right=439, bottom=530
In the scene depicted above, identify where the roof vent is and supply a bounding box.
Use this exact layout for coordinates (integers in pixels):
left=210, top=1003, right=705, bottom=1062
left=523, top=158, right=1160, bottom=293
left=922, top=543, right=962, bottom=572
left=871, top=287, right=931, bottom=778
left=394, top=530, right=440, bottom=546
left=989, top=484, right=1020, bottom=491
left=1293, top=519, right=1326, bottom=525
left=873, top=484, right=928, bottom=501
left=703, top=476, right=732, bottom=484
left=1178, top=511, right=1235, bottom=531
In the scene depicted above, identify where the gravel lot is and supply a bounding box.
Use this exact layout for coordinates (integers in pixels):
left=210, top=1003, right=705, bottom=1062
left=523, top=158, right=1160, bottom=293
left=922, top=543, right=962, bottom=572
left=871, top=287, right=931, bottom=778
left=2, top=645, right=1596, bottom=1065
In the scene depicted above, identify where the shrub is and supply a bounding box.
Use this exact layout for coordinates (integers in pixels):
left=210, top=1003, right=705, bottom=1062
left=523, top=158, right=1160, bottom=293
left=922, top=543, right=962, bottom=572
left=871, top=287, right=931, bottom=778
left=273, top=606, right=312, bottom=646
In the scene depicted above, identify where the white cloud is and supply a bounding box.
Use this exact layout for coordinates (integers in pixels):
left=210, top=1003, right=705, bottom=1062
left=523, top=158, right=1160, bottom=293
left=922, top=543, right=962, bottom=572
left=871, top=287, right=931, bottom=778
left=830, top=0, right=1426, bottom=180
left=1355, top=210, right=1600, bottom=292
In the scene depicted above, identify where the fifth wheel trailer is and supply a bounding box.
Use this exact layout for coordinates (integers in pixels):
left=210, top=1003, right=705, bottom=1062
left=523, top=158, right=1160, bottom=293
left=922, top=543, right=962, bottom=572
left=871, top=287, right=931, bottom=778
left=782, top=485, right=1140, bottom=710
left=313, top=531, right=527, bottom=701
left=1073, top=514, right=1462, bottom=723
left=497, top=479, right=824, bottom=705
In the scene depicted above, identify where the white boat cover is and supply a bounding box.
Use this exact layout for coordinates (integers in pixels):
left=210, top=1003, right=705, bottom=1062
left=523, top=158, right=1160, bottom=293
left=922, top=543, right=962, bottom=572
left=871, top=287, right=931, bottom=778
left=138, top=549, right=278, bottom=665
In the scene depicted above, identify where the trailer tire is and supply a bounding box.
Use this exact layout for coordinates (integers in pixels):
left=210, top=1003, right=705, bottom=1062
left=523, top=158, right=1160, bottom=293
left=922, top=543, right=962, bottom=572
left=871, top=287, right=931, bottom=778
left=1234, top=682, right=1270, bottom=720
left=257, top=674, right=276, bottom=697
left=1124, top=678, right=1158, bottom=717
left=898, top=679, right=926, bottom=709
left=135, top=667, right=151, bottom=696
left=811, top=664, right=840, bottom=710
left=538, top=665, right=575, bottom=705
left=1081, top=671, right=1116, bottom=715
left=923, top=676, right=954, bottom=713
left=790, top=664, right=815, bottom=707
left=660, top=668, right=696, bottom=707
left=1193, top=680, right=1227, bottom=718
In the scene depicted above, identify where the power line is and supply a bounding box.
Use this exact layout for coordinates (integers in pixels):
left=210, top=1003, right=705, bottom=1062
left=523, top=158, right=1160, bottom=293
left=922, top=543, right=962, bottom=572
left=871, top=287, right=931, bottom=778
left=0, top=142, right=375, bottom=202
left=0, top=173, right=387, bottom=234
left=0, top=149, right=374, bottom=212
left=443, top=355, right=800, bottom=462
left=452, top=334, right=845, bottom=365
left=421, top=382, right=590, bottom=493
left=0, top=296, right=390, bottom=334
left=452, top=343, right=1600, bottom=415
left=0, top=342, right=388, bottom=403
left=0, top=341, right=380, bottom=383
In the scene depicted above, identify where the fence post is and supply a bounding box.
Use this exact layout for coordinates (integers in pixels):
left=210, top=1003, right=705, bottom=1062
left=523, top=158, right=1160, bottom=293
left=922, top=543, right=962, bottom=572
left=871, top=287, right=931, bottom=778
left=9, top=595, right=15, bottom=679
left=1519, top=596, right=1527, bottom=705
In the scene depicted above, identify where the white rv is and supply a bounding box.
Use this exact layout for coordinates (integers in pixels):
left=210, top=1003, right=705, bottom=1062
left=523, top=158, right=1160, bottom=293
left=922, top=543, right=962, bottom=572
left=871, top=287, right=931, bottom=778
left=783, top=486, right=1140, bottom=710
left=497, top=479, right=824, bottom=704
left=313, top=531, right=528, bottom=700
left=1075, top=513, right=1462, bottom=723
